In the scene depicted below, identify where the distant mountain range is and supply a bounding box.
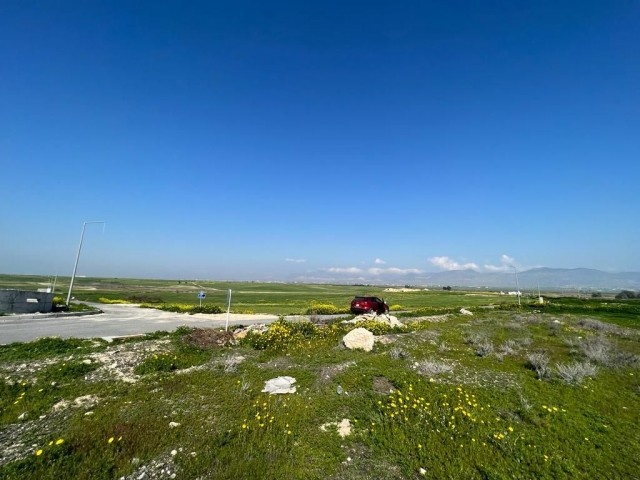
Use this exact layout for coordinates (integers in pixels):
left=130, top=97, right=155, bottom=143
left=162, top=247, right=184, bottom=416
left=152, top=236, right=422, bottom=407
left=413, top=268, right=640, bottom=291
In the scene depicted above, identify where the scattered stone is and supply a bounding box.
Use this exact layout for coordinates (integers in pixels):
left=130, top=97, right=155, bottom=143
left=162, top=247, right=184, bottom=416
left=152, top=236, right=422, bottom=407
left=18, top=412, right=27, bottom=420
left=372, top=376, right=396, bottom=395
left=375, top=335, right=396, bottom=345
left=318, top=361, right=356, bottom=383
left=52, top=400, right=70, bottom=412
left=343, top=313, right=405, bottom=328
left=337, top=419, right=352, bottom=437
left=82, top=359, right=92, bottom=364
left=233, top=324, right=269, bottom=339
left=53, top=395, right=100, bottom=412
left=170, top=449, right=177, bottom=456
left=169, top=422, right=181, bottom=429
left=343, top=328, right=375, bottom=352
left=460, top=308, right=473, bottom=316
left=320, top=418, right=352, bottom=438
left=262, top=376, right=297, bottom=394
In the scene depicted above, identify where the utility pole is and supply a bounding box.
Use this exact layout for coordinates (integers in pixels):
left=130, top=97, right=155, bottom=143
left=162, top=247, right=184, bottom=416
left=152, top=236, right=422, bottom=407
left=66, top=221, right=105, bottom=306
left=514, top=266, right=521, bottom=306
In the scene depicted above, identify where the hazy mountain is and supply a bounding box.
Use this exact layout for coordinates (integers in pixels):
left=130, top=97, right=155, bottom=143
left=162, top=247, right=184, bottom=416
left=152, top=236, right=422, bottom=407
left=417, top=268, right=640, bottom=290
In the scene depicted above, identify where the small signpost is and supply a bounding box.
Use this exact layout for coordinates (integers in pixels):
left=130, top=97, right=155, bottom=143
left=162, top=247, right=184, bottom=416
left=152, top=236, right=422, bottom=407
left=198, top=291, right=206, bottom=307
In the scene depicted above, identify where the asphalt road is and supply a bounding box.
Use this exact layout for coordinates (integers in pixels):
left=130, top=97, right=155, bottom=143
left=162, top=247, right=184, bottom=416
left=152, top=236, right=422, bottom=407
left=0, top=304, right=349, bottom=344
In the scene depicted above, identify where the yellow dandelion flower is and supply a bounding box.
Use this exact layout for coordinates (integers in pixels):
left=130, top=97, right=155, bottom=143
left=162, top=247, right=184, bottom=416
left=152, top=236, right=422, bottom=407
left=55, top=439, right=64, bottom=445
left=108, top=437, right=114, bottom=444
left=36, top=449, right=43, bottom=456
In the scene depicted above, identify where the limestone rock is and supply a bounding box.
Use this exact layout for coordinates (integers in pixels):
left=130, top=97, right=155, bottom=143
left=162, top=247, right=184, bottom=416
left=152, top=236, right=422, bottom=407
left=460, top=308, right=473, bottom=316
left=343, top=328, right=375, bottom=352
left=343, top=313, right=404, bottom=328
left=262, top=376, right=297, bottom=394
left=233, top=324, right=269, bottom=339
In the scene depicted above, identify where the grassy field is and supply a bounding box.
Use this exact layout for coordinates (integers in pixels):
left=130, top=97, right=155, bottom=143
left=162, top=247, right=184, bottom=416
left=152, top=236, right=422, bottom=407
left=0, top=274, right=638, bottom=479
left=0, top=273, right=526, bottom=314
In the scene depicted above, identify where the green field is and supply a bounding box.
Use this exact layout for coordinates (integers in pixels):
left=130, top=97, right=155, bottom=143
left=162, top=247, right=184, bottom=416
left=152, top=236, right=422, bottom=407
left=1, top=274, right=638, bottom=478
left=0, top=273, right=525, bottom=314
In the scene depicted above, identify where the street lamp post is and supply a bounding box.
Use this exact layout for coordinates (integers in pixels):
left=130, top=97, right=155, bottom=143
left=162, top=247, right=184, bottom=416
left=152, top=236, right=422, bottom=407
left=66, top=221, right=105, bottom=306
left=514, top=266, right=521, bottom=306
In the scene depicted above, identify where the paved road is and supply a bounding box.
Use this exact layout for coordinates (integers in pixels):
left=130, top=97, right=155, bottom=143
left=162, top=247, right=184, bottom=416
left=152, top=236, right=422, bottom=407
left=0, top=304, right=349, bottom=344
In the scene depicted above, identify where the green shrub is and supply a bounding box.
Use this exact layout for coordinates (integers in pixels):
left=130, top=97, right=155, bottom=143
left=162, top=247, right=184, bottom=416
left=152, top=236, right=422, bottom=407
left=242, top=319, right=319, bottom=351
left=40, top=361, right=98, bottom=382
left=134, top=352, right=177, bottom=374
left=345, top=319, right=406, bottom=335
left=97, top=298, right=131, bottom=304
left=0, top=337, right=90, bottom=362
left=126, top=294, right=164, bottom=303
left=190, top=304, right=223, bottom=314
left=304, top=302, right=340, bottom=315
left=139, top=303, right=223, bottom=314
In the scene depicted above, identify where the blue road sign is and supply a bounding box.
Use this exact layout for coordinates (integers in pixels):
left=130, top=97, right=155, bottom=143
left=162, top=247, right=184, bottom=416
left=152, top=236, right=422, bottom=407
left=198, top=291, right=206, bottom=299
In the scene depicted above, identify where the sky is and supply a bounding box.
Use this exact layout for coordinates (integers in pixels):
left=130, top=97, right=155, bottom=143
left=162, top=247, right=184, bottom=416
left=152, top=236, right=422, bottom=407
left=1, top=0, right=639, bottom=283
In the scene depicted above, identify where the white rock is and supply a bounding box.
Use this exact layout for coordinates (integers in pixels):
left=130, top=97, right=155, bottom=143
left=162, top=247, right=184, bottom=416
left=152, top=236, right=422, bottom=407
left=337, top=419, right=352, bottom=438
left=343, top=328, right=375, bottom=352
left=460, top=308, right=473, bottom=316
left=262, top=376, right=297, bottom=394
left=170, top=449, right=177, bottom=456
left=18, top=412, right=27, bottom=420
left=420, top=467, right=427, bottom=475
left=169, top=422, right=181, bottom=428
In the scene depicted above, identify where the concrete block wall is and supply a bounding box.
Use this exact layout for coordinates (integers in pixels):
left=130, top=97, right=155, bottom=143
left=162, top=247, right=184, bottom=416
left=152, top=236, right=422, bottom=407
left=0, top=290, right=54, bottom=314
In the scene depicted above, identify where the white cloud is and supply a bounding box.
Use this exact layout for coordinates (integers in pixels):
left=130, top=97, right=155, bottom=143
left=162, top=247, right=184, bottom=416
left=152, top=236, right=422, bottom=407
left=326, top=267, right=363, bottom=274
left=429, top=256, right=479, bottom=271
left=374, top=258, right=386, bottom=265
left=285, top=258, right=306, bottom=263
left=484, top=254, right=518, bottom=272
left=367, top=267, right=423, bottom=275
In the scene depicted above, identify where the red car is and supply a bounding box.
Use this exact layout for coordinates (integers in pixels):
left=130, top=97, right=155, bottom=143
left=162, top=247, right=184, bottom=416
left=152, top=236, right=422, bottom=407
left=350, top=296, right=389, bottom=315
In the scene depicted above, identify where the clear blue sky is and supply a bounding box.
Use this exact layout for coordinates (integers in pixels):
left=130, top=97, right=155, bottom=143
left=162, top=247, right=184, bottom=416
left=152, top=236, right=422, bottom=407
left=1, top=0, right=639, bottom=283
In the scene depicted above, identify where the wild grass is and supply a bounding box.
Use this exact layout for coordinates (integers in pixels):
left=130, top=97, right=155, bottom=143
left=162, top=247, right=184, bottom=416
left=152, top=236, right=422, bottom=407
left=526, top=352, right=551, bottom=380
left=1, top=306, right=639, bottom=478
left=555, top=361, right=598, bottom=385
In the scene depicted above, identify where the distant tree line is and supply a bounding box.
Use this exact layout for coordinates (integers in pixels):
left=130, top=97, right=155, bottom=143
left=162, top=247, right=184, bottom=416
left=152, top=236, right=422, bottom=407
left=615, top=290, right=639, bottom=299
